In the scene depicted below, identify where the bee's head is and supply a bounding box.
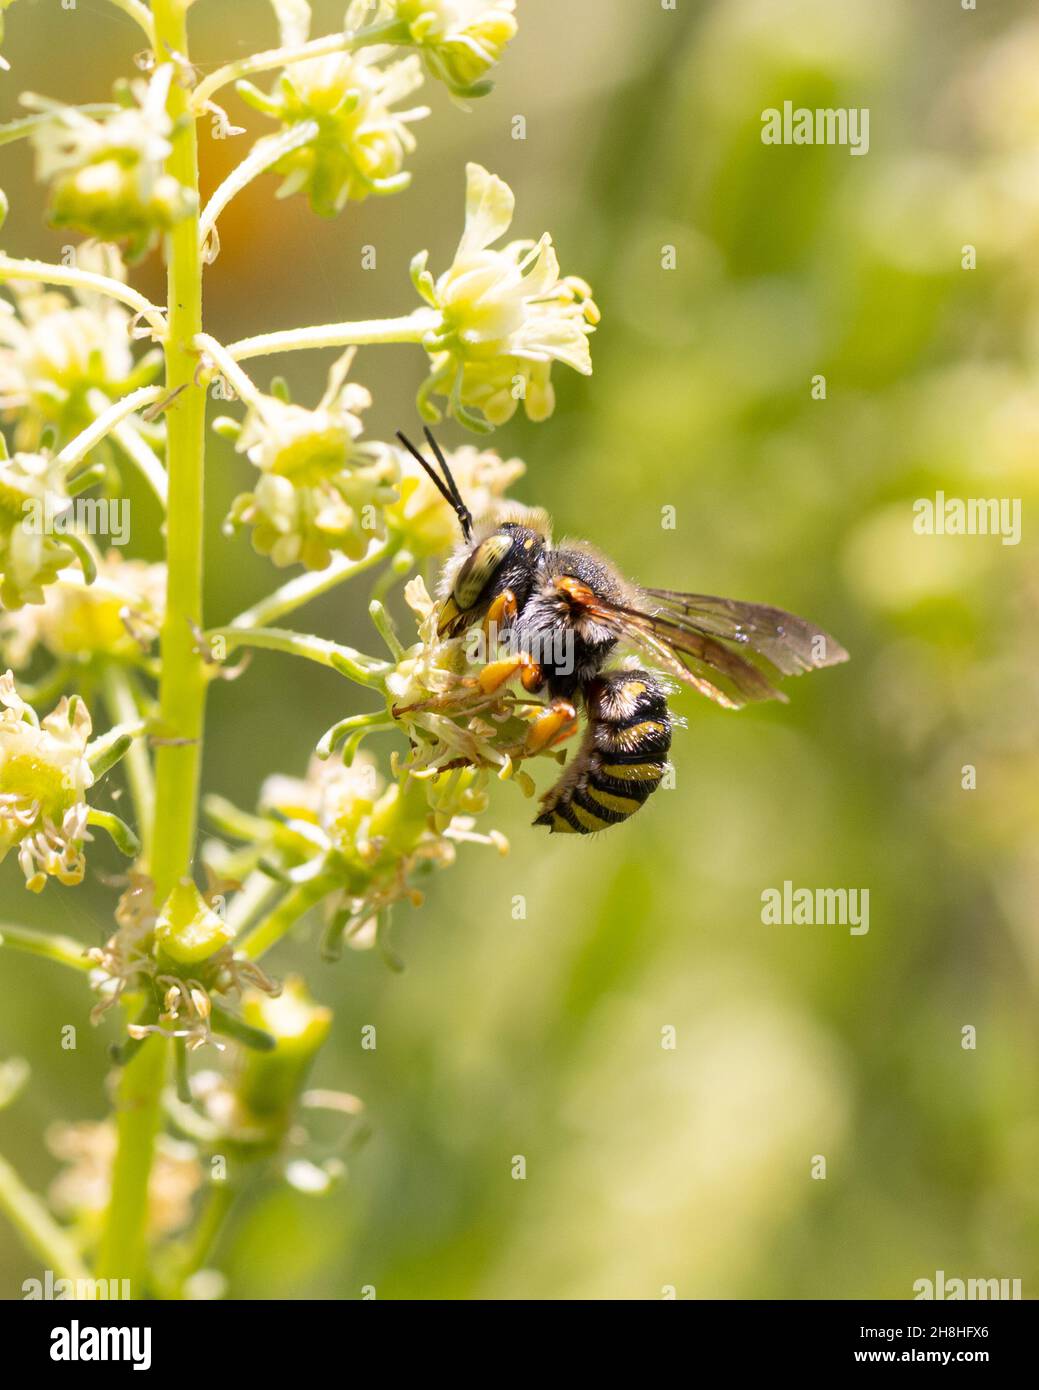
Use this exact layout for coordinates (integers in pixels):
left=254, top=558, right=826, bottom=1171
left=437, top=520, right=547, bottom=637
left=396, top=429, right=547, bottom=639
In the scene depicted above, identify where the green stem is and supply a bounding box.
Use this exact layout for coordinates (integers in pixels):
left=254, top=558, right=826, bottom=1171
left=208, top=625, right=388, bottom=685
left=226, top=308, right=439, bottom=363
left=86, top=388, right=168, bottom=506
left=105, top=0, right=156, bottom=45
left=56, top=386, right=163, bottom=470
left=100, top=664, right=156, bottom=870
left=0, top=924, right=91, bottom=972
left=227, top=536, right=400, bottom=629
left=0, top=105, right=120, bottom=148
left=173, top=1180, right=237, bottom=1292
left=189, top=20, right=407, bottom=114
left=152, top=0, right=207, bottom=901
left=238, top=880, right=334, bottom=960
left=198, top=122, right=320, bottom=255
left=0, top=1153, right=91, bottom=1283
left=0, top=255, right=166, bottom=337
left=95, top=1035, right=168, bottom=1292
left=98, top=0, right=202, bottom=1297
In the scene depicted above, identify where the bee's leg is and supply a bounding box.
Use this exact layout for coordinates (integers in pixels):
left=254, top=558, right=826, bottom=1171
left=524, top=698, right=578, bottom=753
left=482, top=588, right=517, bottom=642
left=477, top=652, right=542, bottom=695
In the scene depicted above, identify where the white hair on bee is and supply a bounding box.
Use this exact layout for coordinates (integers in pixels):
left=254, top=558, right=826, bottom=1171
left=436, top=503, right=552, bottom=600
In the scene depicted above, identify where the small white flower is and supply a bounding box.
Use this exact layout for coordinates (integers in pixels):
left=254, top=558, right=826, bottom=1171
left=222, top=351, right=399, bottom=568
left=25, top=68, right=195, bottom=259
left=413, top=163, right=599, bottom=429
left=0, top=446, right=89, bottom=609
left=0, top=244, right=160, bottom=450
left=237, top=33, right=429, bottom=215
left=392, top=0, right=518, bottom=96
left=0, top=671, right=93, bottom=891
left=1, top=550, right=165, bottom=667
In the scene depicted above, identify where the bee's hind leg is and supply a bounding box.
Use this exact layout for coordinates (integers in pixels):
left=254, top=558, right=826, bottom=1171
left=524, top=698, right=578, bottom=754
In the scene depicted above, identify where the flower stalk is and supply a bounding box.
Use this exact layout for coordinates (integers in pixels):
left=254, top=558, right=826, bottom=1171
left=226, top=308, right=438, bottom=363
left=0, top=1152, right=91, bottom=1284
left=97, top=0, right=201, bottom=1294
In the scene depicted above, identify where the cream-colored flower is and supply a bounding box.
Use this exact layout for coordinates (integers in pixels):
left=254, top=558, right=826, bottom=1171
left=260, top=750, right=383, bottom=864
left=237, top=36, right=429, bottom=216
left=48, top=1119, right=202, bottom=1239
left=26, top=67, right=195, bottom=259
left=210, top=735, right=504, bottom=963
left=1, top=550, right=165, bottom=667
left=385, top=441, right=524, bottom=554
left=0, top=446, right=90, bottom=609
left=222, top=352, right=399, bottom=568
left=413, top=163, right=599, bottom=429
left=392, top=0, right=518, bottom=96
left=0, top=671, right=93, bottom=891
left=0, top=245, right=160, bottom=450
left=384, top=575, right=535, bottom=794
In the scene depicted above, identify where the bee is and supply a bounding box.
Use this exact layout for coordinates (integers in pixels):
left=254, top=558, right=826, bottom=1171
left=397, top=430, right=849, bottom=835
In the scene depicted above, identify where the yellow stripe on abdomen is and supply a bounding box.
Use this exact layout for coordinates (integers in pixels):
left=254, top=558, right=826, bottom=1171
left=598, top=761, right=665, bottom=782
left=586, top=785, right=641, bottom=816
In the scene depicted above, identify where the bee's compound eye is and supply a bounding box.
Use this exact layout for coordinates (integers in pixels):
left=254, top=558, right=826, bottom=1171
left=453, top=534, right=513, bottom=610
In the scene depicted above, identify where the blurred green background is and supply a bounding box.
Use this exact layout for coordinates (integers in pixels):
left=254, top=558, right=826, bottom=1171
left=2, top=0, right=1038, bottom=1298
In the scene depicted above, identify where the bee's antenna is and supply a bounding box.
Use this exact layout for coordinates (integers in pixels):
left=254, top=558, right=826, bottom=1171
left=395, top=429, right=473, bottom=541
left=422, top=427, right=472, bottom=530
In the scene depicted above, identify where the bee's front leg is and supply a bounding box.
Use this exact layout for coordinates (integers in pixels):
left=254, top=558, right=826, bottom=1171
left=482, top=588, right=518, bottom=642
left=476, top=652, right=543, bottom=694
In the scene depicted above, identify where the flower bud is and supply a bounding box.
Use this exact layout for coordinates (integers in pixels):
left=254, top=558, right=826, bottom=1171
left=237, top=47, right=429, bottom=216
left=235, top=975, right=332, bottom=1122
left=154, top=879, right=233, bottom=967
left=27, top=69, right=194, bottom=260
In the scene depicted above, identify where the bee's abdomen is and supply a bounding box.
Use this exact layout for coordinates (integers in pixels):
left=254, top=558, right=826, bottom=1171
left=535, top=670, right=672, bottom=834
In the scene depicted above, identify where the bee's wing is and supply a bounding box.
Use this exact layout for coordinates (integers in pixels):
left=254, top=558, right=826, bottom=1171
left=643, top=589, right=849, bottom=676
left=583, top=589, right=847, bottom=711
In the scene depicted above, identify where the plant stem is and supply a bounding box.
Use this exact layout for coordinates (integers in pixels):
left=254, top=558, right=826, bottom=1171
left=105, top=0, right=157, bottom=45
left=198, top=122, right=319, bottom=255
left=0, top=255, right=167, bottom=337
left=56, top=385, right=163, bottom=470
left=100, top=665, right=156, bottom=870
left=151, top=0, right=207, bottom=901
left=173, top=1180, right=237, bottom=1293
left=227, top=537, right=399, bottom=629
left=226, top=308, right=439, bottom=363
left=95, top=1036, right=168, bottom=1292
left=0, top=105, right=119, bottom=147
left=0, top=924, right=91, bottom=972
left=0, top=1153, right=91, bottom=1283
left=208, top=625, right=388, bottom=685
left=193, top=333, right=268, bottom=411
left=189, top=21, right=407, bottom=114
left=98, top=0, right=202, bottom=1297
left=86, top=388, right=168, bottom=506
left=238, top=880, right=334, bottom=960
